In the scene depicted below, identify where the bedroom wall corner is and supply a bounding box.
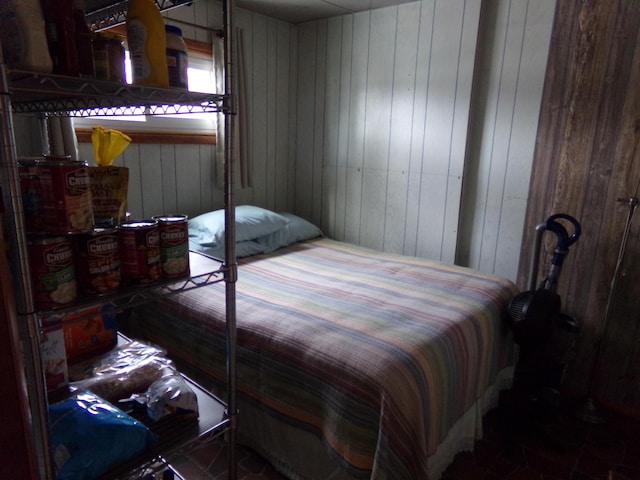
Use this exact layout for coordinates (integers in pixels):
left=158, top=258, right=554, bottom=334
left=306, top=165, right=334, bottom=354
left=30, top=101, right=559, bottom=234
left=456, top=0, right=556, bottom=282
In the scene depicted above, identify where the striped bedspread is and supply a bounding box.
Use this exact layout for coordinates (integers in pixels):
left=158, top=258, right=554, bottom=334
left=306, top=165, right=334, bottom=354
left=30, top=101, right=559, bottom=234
left=132, top=238, right=518, bottom=479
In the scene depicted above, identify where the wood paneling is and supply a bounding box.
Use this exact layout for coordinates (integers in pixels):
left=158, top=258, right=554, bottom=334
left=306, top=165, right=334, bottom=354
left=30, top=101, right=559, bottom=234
left=294, top=0, right=484, bottom=264
left=522, top=0, right=640, bottom=412
left=70, top=1, right=555, bottom=284
left=234, top=9, right=295, bottom=211
left=286, top=0, right=555, bottom=277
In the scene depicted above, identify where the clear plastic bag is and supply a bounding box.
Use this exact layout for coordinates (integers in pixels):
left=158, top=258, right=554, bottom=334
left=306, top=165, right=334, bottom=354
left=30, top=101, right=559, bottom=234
left=69, top=350, right=176, bottom=403
left=137, top=374, right=199, bottom=421
left=69, top=341, right=177, bottom=403
left=68, top=340, right=166, bottom=381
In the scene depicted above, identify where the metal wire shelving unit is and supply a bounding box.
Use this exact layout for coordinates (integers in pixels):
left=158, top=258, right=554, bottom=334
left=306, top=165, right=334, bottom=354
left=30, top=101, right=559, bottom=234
left=0, top=0, right=237, bottom=478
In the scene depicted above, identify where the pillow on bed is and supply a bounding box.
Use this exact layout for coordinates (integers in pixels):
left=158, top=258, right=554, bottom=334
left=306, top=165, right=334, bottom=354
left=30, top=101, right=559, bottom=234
left=188, top=205, right=289, bottom=247
left=255, top=213, right=322, bottom=252
left=189, top=239, right=265, bottom=259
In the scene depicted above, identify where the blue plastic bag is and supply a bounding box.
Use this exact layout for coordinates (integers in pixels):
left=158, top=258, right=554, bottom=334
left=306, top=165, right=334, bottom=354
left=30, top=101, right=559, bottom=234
left=49, top=391, right=157, bottom=480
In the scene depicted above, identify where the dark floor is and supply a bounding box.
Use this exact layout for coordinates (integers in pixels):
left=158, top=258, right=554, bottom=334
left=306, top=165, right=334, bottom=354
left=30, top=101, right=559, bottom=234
left=167, top=397, right=640, bottom=480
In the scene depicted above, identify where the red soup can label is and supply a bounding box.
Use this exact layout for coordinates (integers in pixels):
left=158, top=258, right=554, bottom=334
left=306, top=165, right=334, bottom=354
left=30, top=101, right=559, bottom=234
left=28, top=237, right=77, bottom=311
left=76, top=228, right=121, bottom=295
left=38, top=157, right=94, bottom=234
left=118, top=221, right=161, bottom=285
left=152, top=215, right=190, bottom=278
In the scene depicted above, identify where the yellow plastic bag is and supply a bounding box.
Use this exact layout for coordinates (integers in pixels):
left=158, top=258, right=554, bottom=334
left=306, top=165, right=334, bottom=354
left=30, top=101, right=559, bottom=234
left=91, top=126, right=131, bottom=166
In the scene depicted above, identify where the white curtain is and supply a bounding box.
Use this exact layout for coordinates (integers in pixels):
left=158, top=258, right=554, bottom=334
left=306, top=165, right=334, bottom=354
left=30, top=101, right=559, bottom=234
left=215, top=26, right=250, bottom=189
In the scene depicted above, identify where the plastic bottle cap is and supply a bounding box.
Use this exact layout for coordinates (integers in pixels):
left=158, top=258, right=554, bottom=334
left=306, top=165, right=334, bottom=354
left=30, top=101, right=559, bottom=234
left=165, top=25, right=183, bottom=36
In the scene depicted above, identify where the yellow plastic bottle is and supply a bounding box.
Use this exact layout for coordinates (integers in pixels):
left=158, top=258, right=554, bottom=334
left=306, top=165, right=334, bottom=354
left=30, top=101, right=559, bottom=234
left=126, top=0, right=168, bottom=88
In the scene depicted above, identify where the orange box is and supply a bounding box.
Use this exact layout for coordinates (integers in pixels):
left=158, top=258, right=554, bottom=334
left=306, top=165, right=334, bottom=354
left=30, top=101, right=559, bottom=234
left=62, top=304, right=117, bottom=362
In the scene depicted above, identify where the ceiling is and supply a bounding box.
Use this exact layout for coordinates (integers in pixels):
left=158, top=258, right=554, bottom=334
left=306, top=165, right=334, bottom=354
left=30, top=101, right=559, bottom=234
left=235, top=0, right=417, bottom=24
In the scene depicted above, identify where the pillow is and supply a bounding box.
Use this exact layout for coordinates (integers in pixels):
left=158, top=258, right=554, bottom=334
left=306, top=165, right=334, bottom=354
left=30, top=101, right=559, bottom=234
left=188, top=205, right=289, bottom=247
left=189, top=239, right=265, bottom=260
left=255, top=213, right=322, bottom=253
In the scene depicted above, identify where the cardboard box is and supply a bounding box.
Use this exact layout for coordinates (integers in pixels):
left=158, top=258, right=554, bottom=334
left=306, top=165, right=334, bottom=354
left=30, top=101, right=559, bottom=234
left=41, top=326, right=68, bottom=391
left=62, top=304, right=117, bottom=362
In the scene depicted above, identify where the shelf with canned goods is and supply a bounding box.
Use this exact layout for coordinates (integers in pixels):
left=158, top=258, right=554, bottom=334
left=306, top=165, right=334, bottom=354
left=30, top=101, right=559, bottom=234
left=25, top=249, right=225, bottom=330
left=3, top=67, right=229, bottom=116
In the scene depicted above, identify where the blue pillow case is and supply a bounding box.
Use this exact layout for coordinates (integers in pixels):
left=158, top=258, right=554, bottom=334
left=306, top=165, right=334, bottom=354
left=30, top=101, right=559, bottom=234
left=255, top=213, right=322, bottom=253
left=189, top=207, right=322, bottom=259
left=188, top=205, right=290, bottom=247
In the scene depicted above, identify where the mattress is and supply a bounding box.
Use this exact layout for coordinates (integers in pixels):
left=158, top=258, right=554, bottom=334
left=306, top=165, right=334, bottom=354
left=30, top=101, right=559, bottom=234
left=128, top=237, right=518, bottom=479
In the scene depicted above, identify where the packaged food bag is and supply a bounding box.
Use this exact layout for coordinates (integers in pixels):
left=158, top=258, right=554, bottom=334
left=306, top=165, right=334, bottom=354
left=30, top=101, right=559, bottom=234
left=89, top=126, right=131, bottom=226
left=69, top=354, right=176, bottom=403
left=49, top=391, right=156, bottom=480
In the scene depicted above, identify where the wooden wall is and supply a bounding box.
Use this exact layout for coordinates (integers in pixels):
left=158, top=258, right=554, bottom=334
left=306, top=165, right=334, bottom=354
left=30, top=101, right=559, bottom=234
left=292, top=0, right=555, bottom=277
left=294, top=1, right=480, bottom=264
left=71, top=1, right=555, bottom=283
left=522, top=0, right=640, bottom=413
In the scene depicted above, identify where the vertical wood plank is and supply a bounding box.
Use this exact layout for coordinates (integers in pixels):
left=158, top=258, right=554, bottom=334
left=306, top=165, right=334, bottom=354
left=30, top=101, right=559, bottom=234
left=265, top=18, right=278, bottom=210
left=334, top=16, right=353, bottom=239
left=286, top=23, right=299, bottom=212
left=121, top=145, right=142, bottom=219
left=343, top=11, right=371, bottom=243
left=360, top=7, right=397, bottom=250
left=249, top=14, right=269, bottom=206
left=275, top=21, right=291, bottom=212
left=295, top=22, right=318, bottom=219
left=385, top=2, right=421, bottom=254
left=322, top=16, right=344, bottom=234
left=160, top=144, right=178, bottom=215
left=404, top=0, right=435, bottom=256
left=175, top=144, right=202, bottom=217
left=312, top=20, right=328, bottom=228
left=138, top=143, right=164, bottom=217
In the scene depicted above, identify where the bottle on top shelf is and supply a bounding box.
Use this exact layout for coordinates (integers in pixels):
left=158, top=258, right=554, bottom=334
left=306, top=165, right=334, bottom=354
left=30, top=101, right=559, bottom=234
left=0, top=0, right=53, bottom=73
left=165, top=24, right=189, bottom=89
left=126, top=0, right=169, bottom=88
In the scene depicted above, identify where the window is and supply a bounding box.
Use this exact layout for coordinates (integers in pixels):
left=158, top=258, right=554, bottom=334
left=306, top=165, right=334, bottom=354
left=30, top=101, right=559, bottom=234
left=74, top=36, right=217, bottom=142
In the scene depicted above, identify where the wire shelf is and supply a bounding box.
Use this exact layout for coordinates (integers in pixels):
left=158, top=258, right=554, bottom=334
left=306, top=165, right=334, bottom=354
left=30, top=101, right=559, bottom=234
left=84, top=0, right=196, bottom=31
left=7, top=70, right=226, bottom=117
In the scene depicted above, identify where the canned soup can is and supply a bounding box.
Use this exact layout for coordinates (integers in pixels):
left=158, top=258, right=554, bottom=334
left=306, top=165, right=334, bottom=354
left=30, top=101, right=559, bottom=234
left=118, top=220, right=161, bottom=285
left=152, top=214, right=190, bottom=278
left=28, top=237, right=77, bottom=311
left=76, top=228, right=121, bottom=295
left=38, top=156, right=94, bottom=234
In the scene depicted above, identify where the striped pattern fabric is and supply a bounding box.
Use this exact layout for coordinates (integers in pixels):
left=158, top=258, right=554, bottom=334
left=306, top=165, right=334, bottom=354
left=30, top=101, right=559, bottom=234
left=134, top=238, right=518, bottom=479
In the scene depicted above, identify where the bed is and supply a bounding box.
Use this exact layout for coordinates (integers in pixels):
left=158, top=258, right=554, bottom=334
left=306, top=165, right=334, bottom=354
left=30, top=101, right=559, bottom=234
left=126, top=206, right=518, bottom=480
